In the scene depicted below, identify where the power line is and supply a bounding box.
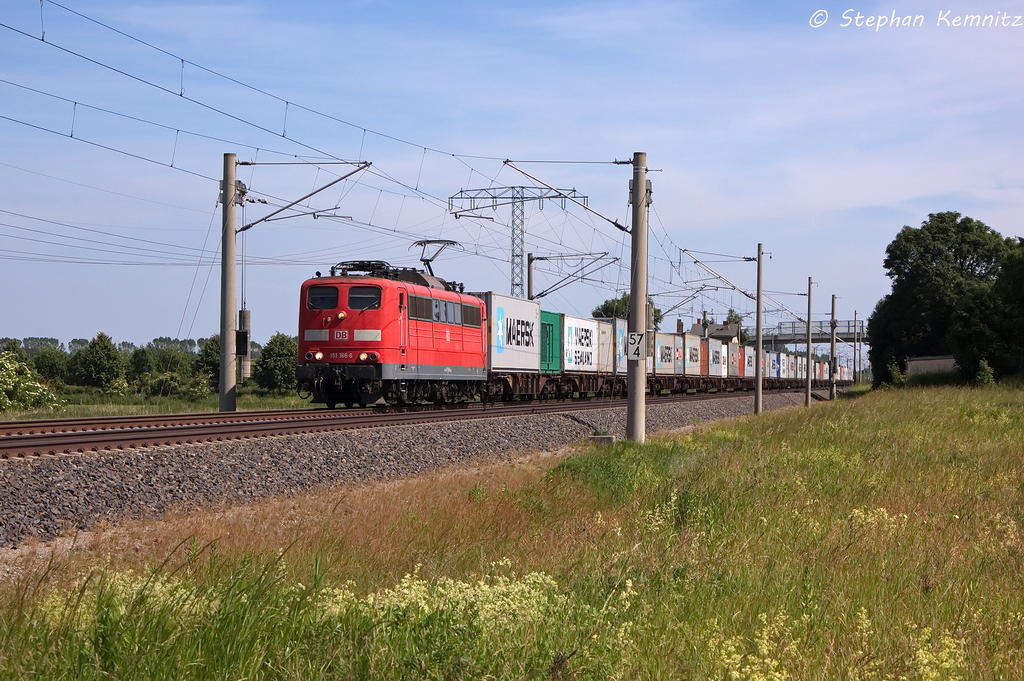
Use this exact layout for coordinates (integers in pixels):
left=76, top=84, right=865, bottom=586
left=0, top=225, right=205, bottom=263
left=39, top=0, right=508, bottom=162
left=1, top=19, right=620, bottom=279
left=1, top=11, right=646, bottom=300
left=0, top=112, right=216, bottom=182
left=0, top=20, right=344, bottom=163
left=0, top=209, right=210, bottom=254
left=0, top=161, right=210, bottom=214
left=0, top=78, right=302, bottom=159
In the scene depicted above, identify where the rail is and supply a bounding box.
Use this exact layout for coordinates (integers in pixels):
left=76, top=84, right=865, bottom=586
left=0, top=390, right=808, bottom=459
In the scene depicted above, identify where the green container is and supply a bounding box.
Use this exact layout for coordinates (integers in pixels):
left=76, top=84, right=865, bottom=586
left=540, top=310, right=562, bottom=373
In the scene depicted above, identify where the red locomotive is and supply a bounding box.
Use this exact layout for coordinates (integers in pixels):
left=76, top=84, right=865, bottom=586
left=296, top=261, right=487, bottom=407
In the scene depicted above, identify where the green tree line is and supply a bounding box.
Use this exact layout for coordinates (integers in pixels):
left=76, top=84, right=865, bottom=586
left=0, top=331, right=300, bottom=406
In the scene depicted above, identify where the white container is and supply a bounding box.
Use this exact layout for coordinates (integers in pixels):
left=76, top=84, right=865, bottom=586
left=745, top=348, right=756, bottom=376
left=470, top=292, right=540, bottom=372
left=613, top=318, right=628, bottom=375
left=562, top=315, right=599, bottom=373
left=596, top=320, right=615, bottom=374
left=654, top=333, right=677, bottom=375
left=683, top=334, right=702, bottom=376
left=727, top=342, right=740, bottom=377
left=708, top=338, right=724, bottom=377
left=595, top=317, right=629, bottom=375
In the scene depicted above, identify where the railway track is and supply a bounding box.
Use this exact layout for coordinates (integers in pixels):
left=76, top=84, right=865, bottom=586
left=0, top=390, right=797, bottom=459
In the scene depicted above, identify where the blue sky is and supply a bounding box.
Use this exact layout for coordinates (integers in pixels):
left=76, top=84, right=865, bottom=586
left=2, top=0, right=1022, bottom=366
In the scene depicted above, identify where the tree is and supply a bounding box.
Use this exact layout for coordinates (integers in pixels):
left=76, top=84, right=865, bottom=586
left=948, top=238, right=1024, bottom=379
left=129, top=346, right=156, bottom=382
left=151, top=337, right=196, bottom=354
left=591, top=293, right=664, bottom=330
left=252, top=333, right=297, bottom=393
left=150, top=345, right=194, bottom=380
left=70, top=333, right=127, bottom=389
left=21, top=337, right=62, bottom=357
left=195, top=334, right=220, bottom=391
left=725, top=309, right=751, bottom=344
left=32, top=346, right=70, bottom=383
left=867, top=212, right=1011, bottom=386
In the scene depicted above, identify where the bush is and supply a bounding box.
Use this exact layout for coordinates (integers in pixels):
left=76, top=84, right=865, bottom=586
left=138, top=371, right=210, bottom=401
left=104, top=376, right=131, bottom=397
left=252, top=333, right=298, bottom=393
left=884, top=360, right=906, bottom=388
left=1, top=338, right=28, bottom=362
left=974, top=359, right=996, bottom=386
left=181, top=375, right=211, bottom=401
left=0, top=351, right=61, bottom=411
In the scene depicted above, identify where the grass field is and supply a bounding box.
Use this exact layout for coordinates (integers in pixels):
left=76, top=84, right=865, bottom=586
left=1, top=386, right=312, bottom=420
left=2, top=385, right=1022, bottom=678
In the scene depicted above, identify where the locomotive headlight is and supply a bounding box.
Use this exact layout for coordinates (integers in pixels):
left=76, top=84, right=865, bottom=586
left=314, top=351, right=324, bottom=361
left=305, top=352, right=314, bottom=360
left=359, top=352, right=369, bottom=361
left=368, top=352, right=379, bottom=362
left=337, top=311, right=347, bottom=320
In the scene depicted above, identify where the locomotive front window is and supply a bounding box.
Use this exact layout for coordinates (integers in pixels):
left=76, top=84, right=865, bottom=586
left=348, top=286, right=381, bottom=310
left=307, top=286, right=339, bottom=310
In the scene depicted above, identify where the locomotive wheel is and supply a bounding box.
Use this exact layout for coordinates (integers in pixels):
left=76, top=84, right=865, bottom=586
left=325, top=401, right=337, bottom=409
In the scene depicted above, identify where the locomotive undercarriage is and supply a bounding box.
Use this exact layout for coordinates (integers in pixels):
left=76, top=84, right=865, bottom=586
left=325, top=379, right=483, bottom=407
left=306, top=373, right=483, bottom=407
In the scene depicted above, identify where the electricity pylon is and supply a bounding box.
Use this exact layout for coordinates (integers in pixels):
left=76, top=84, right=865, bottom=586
left=448, top=186, right=587, bottom=298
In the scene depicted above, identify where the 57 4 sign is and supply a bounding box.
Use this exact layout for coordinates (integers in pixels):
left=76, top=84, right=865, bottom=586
left=627, top=332, right=646, bottom=360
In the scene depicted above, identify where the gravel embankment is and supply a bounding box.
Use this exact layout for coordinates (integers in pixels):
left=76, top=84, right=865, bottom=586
left=0, top=391, right=823, bottom=548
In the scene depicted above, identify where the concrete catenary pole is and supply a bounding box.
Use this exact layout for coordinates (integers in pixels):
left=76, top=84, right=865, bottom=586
left=830, top=294, right=838, bottom=400
left=220, top=153, right=237, bottom=412
left=805, top=276, right=812, bottom=407
left=754, top=243, right=764, bottom=415
left=626, top=152, right=648, bottom=443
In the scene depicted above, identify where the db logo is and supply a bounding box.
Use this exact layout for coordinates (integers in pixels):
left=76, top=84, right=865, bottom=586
left=333, top=330, right=349, bottom=340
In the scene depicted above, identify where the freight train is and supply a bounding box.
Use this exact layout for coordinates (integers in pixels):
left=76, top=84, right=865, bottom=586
left=296, top=261, right=849, bottom=407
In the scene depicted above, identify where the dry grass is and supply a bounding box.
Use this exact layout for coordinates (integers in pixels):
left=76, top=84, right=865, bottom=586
left=2, top=444, right=591, bottom=588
